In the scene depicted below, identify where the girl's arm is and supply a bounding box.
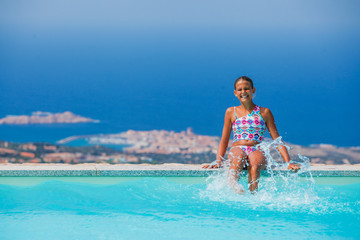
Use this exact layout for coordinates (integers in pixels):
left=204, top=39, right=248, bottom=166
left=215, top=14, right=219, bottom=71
left=202, top=108, right=233, bottom=169
left=262, top=108, right=300, bottom=171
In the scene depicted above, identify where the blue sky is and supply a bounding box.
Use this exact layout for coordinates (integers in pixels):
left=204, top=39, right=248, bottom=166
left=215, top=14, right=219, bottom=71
left=1, top=0, right=358, bottom=29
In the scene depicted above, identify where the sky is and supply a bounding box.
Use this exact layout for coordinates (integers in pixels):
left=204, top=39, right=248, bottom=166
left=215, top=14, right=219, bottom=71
left=0, top=0, right=359, bottom=146
left=0, top=0, right=358, bottom=29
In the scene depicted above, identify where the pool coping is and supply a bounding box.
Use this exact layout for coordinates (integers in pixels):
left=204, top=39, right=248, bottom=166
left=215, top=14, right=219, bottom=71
left=0, top=164, right=360, bottom=177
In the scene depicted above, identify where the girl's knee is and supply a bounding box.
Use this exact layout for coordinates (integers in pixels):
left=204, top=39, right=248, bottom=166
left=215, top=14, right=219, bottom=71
left=229, top=152, right=247, bottom=168
left=229, top=158, right=246, bottom=171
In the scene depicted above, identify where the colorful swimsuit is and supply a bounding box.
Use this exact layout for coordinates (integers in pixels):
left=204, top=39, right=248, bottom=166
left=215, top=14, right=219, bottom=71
left=232, top=105, right=266, bottom=156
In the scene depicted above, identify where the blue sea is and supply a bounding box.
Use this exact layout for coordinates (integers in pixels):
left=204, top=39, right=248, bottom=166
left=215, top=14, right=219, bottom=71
left=1, top=5, right=359, bottom=147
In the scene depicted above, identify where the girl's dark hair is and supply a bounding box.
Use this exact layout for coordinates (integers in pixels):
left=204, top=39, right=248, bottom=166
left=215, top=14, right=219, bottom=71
left=234, top=76, right=254, bottom=89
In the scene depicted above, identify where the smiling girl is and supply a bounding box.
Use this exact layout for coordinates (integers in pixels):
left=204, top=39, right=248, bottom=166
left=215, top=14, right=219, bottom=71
left=202, top=76, right=299, bottom=193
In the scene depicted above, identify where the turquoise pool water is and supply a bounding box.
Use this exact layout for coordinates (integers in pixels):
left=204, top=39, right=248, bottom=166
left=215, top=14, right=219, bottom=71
left=1, top=176, right=360, bottom=240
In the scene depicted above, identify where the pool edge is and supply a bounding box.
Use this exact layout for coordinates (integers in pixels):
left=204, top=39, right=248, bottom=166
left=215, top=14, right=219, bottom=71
left=0, top=164, right=360, bottom=177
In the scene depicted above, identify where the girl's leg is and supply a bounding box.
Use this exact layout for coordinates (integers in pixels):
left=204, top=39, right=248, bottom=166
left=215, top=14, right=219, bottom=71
left=228, top=147, right=247, bottom=194
left=247, top=150, right=266, bottom=193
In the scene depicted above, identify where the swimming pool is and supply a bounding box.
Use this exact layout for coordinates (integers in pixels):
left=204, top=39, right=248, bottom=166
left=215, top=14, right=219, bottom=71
left=1, top=175, right=359, bottom=240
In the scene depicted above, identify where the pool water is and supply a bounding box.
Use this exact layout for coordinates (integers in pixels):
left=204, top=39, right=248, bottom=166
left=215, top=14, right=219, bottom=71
left=0, top=176, right=359, bottom=240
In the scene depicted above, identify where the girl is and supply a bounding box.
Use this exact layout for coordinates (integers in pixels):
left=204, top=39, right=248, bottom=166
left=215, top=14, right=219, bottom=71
left=202, top=76, right=299, bottom=193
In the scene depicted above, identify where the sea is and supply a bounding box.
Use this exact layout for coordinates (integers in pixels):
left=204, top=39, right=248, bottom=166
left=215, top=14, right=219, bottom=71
left=1, top=28, right=359, bottom=147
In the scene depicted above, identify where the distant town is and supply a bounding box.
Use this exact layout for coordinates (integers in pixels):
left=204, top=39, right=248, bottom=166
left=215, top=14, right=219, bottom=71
left=0, top=128, right=359, bottom=165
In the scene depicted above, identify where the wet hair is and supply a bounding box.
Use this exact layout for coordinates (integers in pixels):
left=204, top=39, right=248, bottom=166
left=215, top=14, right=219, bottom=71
left=234, top=76, right=254, bottom=89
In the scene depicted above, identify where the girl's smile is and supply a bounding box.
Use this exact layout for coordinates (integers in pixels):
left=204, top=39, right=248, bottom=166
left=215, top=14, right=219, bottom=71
left=234, top=80, right=255, bottom=102
left=240, top=93, right=250, bottom=99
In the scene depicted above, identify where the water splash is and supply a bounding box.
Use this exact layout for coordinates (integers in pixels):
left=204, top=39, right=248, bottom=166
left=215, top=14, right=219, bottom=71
left=200, top=137, right=322, bottom=213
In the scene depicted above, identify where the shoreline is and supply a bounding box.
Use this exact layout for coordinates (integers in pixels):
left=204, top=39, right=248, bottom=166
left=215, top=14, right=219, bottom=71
left=1, top=164, right=359, bottom=177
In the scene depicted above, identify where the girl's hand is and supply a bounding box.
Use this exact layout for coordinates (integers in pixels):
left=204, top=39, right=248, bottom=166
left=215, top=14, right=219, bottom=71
left=202, top=160, right=223, bottom=169
left=287, top=163, right=300, bottom=172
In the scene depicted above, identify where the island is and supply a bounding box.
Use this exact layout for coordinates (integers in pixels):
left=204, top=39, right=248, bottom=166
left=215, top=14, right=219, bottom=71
left=0, top=111, right=100, bottom=125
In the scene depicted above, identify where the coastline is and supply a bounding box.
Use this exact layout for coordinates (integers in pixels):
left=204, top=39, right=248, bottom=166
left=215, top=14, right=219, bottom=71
left=2, top=129, right=360, bottom=165
left=1, top=164, right=359, bottom=177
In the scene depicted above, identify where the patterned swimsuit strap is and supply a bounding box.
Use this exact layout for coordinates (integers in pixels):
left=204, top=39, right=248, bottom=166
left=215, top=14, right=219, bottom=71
left=234, top=105, right=259, bottom=119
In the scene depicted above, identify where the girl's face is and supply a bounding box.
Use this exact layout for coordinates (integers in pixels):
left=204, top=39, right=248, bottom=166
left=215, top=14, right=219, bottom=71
left=234, top=80, right=255, bottom=103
